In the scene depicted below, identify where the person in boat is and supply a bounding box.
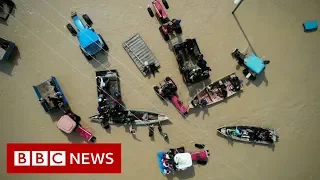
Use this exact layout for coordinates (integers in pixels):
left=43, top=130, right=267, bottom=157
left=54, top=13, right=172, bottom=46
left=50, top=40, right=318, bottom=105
left=234, top=127, right=242, bottom=137
left=230, top=76, right=241, bottom=92
left=48, top=96, right=63, bottom=108
left=217, top=81, right=227, bottom=98
left=197, top=55, right=211, bottom=72
left=200, top=99, right=208, bottom=106
left=185, top=39, right=194, bottom=53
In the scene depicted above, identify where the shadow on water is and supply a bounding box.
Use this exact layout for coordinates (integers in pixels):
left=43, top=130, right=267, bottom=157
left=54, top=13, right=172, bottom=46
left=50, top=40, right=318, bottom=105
left=216, top=132, right=276, bottom=151
left=189, top=106, right=210, bottom=120
left=0, top=46, right=20, bottom=76
left=165, top=166, right=195, bottom=180
left=88, top=51, right=110, bottom=69
left=245, top=70, right=269, bottom=87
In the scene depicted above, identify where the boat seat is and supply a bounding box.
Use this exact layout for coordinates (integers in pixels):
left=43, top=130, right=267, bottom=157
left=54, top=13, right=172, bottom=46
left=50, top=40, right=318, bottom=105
left=245, top=54, right=265, bottom=74
left=303, top=20, right=318, bottom=32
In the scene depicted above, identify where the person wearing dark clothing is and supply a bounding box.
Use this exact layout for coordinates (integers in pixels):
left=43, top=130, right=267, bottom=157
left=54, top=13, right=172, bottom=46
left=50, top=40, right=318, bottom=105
left=149, top=124, right=154, bottom=137
left=48, top=96, right=63, bottom=108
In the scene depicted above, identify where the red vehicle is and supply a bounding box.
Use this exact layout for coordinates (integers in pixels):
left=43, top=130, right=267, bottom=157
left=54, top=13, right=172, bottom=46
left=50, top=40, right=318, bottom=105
left=147, top=0, right=182, bottom=41
left=154, top=77, right=188, bottom=115
left=190, top=150, right=210, bottom=161
left=57, top=115, right=96, bottom=142
left=147, top=0, right=169, bottom=23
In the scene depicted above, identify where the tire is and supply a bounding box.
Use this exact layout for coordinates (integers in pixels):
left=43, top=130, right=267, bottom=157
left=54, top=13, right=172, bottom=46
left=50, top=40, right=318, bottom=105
left=82, top=14, right=93, bottom=27
left=98, top=34, right=109, bottom=51
left=147, top=7, right=154, bottom=17
left=80, top=47, right=93, bottom=60
left=159, top=26, right=170, bottom=41
left=175, top=26, right=182, bottom=34
left=90, top=136, right=97, bottom=142
left=66, top=23, right=77, bottom=36
left=162, top=0, right=169, bottom=9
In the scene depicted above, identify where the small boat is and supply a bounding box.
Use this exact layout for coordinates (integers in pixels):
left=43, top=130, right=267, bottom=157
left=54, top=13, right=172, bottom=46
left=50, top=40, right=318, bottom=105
left=90, top=109, right=169, bottom=126
left=188, top=73, right=243, bottom=109
left=217, top=126, right=279, bottom=145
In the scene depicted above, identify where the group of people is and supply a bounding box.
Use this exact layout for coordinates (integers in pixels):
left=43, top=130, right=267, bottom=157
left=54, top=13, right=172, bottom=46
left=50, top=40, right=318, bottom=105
left=249, top=129, right=274, bottom=143
left=39, top=81, right=65, bottom=109
left=208, top=80, right=228, bottom=99
left=161, top=147, right=185, bottom=174
left=173, top=39, right=211, bottom=84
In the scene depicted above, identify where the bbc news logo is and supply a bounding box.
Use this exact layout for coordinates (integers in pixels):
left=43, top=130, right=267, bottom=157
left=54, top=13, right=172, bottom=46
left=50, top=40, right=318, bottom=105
left=7, top=143, right=121, bottom=173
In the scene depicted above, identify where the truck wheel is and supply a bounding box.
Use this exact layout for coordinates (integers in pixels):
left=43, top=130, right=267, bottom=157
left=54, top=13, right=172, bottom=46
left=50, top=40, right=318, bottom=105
left=82, top=14, right=93, bottom=27
left=159, top=26, right=170, bottom=41
left=80, top=47, right=93, bottom=60
left=90, top=136, right=97, bottom=142
left=162, top=0, right=169, bottom=9
left=66, top=23, right=77, bottom=36
left=147, top=7, right=154, bottom=17
left=98, top=34, right=109, bottom=51
left=175, top=26, right=182, bottom=34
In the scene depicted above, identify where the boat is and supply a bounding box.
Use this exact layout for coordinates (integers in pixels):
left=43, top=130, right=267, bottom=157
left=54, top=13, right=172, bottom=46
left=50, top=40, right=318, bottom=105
left=188, top=72, right=243, bottom=109
left=217, top=125, right=279, bottom=145
left=89, top=109, right=169, bottom=126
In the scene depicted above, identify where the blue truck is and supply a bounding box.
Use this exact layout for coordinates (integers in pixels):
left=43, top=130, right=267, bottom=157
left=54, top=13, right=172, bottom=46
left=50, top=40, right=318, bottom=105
left=66, top=12, right=109, bottom=60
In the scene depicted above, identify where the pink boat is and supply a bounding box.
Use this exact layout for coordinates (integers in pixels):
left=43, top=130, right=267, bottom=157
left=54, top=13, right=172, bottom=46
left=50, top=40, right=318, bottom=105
left=154, top=77, right=188, bottom=116
left=57, top=115, right=96, bottom=142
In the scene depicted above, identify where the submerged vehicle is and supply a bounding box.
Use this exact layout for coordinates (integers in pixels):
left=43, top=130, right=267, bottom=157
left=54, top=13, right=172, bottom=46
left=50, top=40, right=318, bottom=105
left=154, top=77, right=188, bottom=115
left=217, top=126, right=279, bottom=145
left=33, top=76, right=68, bottom=113
left=189, top=73, right=243, bottom=109
left=57, top=114, right=96, bottom=142
left=147, top=0, right=182, bottom=41
left=90, top=109, right=169, bottom=126
left=66, top=12, right=109, bottom=60
left=157, top=146, right=209, bottom=175
left=173, top=39, right=211, bottom=85
left=231, top=49, right=270, bottom=81
left=0, top=37, right=15, bottom=61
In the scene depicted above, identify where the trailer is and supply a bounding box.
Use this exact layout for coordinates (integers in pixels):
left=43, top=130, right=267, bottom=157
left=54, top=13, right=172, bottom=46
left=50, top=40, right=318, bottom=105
left=123, top=34, right=160, bottom=76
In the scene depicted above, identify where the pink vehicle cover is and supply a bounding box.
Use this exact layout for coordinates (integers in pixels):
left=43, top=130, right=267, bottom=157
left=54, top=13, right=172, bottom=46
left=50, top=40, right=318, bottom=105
left=190, top=150, right=209, bottom=160
left=153, top=0, right=168, bottom=19
left=57, top=115, right=76, bottom=133
left=75, top=126, right=93, bottom=141
left=171, top=96, right=187, bottom=114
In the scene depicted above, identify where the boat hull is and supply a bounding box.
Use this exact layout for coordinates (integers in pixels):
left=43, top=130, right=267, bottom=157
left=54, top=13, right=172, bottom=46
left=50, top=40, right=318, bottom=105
left=189, top=72, right=243, bottom=109
left=90, top=109, right=169, bottom=126
left=217, top=125, right=279, bottom=145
